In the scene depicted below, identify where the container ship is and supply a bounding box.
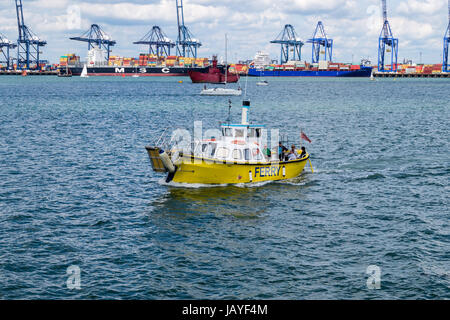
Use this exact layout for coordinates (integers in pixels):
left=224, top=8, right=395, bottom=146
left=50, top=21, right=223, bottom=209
left=248, top=51, right=372, bottom=77
left=248, top=61, right=372, bottom=77
left=59, top=47, right=210, bottom=76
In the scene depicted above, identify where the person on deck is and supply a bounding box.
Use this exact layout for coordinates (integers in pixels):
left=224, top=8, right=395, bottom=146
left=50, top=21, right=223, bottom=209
left=287, top=145, right=298, bottom=161
left=299, top=146, right=307, bottom=158
left=263, top=145, right=271, bottom=160
left=278, top=142, right=288, bottom=161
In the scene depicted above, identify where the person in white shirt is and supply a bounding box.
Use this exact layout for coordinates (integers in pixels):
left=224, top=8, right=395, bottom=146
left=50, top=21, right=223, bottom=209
left=287, top=145, right=298, bottom=161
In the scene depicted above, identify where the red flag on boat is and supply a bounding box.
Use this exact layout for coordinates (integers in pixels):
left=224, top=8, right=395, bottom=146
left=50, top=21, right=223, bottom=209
left=301, top=131, right=312, bottom=143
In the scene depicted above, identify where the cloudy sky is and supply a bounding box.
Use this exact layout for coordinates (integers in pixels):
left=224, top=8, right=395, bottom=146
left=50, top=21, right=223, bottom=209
left=1, top=0, right=449, bottom=64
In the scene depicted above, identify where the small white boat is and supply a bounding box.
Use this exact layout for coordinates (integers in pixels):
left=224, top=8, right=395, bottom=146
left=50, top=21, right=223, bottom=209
left=200, top=87, right=242, bottom=96
left=256, top=80, right=269, bottom=86
left=200, top=33, right=242, bottom=96
left=80, top=64, right=89, bottom=78
left=132, top=74, right=139, bottom=78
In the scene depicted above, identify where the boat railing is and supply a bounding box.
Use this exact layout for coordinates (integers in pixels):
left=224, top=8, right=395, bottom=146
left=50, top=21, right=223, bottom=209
left=279, top=134, right=304, bottom=149
left=153, top=127, right=180, bottom=153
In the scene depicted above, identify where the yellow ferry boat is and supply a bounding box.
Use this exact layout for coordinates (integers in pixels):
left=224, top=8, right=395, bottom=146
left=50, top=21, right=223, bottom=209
left=145, top=100, right=312, bottom=184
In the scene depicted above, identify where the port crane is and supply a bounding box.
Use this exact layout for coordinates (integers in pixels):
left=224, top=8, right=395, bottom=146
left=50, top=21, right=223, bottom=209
left=270, top=24, right=304, bottom=64
left=378, top=0, right=398, bottom=72
left=133, top=26, right=175, bottom=57
left=443, top=0, right=450, bottom=72
left=0, top=33, right=17, bottom=70
left=70, top=24, right=116, bottom=60
left=307, top=22, right=333, bottom=63
left=15, top=0, right=47, bottom=70
left=176, top=0, right=201, bottom=57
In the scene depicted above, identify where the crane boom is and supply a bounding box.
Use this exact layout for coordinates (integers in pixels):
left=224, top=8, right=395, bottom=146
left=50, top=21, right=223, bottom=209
left=382, top=0, right=387, bottom=22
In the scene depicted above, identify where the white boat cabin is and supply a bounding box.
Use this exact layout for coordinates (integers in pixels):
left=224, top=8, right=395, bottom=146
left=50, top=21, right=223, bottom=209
left=192, top=123, right=270, bottom=162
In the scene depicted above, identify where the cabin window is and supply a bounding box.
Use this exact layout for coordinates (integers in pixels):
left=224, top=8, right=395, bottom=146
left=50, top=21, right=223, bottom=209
left=235, top=129, right=244, bottom=137
left=232, top=149, right=242, bottom=160
left=248, top=128, right=262, bottom=138
left=222, top=128, right=232, bottom=137
left=244, top=148, right=251, bottom=161
left=210, top=143, right=217, bottom=157
left=216, top=147, right=229, bottom=159
left=252, top=148, right=263, bottom=160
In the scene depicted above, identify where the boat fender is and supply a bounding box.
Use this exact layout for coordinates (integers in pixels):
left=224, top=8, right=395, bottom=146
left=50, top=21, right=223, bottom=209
left=165, top=166, right=178, bottom=183
left=282, top=166, right=286, bottom=177
left=159, top=149, right=176, bottom=173
left=249, top=170, right=253, bottom=182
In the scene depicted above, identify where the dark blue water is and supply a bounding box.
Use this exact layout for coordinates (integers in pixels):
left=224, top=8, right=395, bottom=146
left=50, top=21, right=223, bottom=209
left=0, top=76, right=448, bottom=299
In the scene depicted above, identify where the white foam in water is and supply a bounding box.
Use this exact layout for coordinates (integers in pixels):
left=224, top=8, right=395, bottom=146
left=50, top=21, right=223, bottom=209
left=158, top=178, right=229, bottom=189
left=158, top=177, right=308, bottom=188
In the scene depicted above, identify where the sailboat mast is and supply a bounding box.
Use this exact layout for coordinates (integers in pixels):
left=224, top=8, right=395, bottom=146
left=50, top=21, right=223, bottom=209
left=225, top=33, right=227, bottom=85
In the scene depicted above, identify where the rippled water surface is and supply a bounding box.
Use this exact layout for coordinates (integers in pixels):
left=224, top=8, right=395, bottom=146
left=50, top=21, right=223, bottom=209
left=0, top=76, right=448, bottom=299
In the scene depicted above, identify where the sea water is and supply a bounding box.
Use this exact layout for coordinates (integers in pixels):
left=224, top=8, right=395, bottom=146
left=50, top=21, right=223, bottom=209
left=0, top=76, right=448, bottom=299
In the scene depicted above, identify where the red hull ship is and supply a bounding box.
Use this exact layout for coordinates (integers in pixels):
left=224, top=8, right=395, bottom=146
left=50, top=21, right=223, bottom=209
left=188, top=57, right=239, bottom=83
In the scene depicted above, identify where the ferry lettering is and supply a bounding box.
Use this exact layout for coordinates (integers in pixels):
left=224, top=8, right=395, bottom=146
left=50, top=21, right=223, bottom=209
left=254, top=167, right=280, bottom=177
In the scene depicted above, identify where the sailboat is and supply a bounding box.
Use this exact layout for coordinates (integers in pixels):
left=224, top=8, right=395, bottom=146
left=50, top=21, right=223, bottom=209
left=200, top=34, right=242, bottom=96
left=256, top=68, right=268, bottom=86
left=370, top=70, right=375, bottom=81
left=80, top=64, right=89, bottom=78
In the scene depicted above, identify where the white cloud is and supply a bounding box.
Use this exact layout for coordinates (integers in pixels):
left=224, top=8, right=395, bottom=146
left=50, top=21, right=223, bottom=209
left=397, top=0, right=446, bottom=16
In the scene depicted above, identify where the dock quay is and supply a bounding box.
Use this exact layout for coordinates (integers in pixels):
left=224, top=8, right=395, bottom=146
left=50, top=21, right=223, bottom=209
left=0, top=71, right=59, bottom=76
left=374, top=72, right=450, bottom=78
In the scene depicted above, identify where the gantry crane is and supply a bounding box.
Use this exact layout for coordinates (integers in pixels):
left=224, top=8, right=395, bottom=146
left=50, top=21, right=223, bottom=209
left=15, top=0, right=47, bottom=70
left=307, top=22, right=333, bottom=63
left=176, top=0, right=201, bottom=57
left=270, top=24, right=304, bottom=64
left=70, top=24, right=116, bottom=60
left=378, top=0, right=398, bottom=72
left=0, top=33, right=17, bottom=70
left=133, top=26, right=175, bottom=57
left=443, top=0, right=450, bottom=72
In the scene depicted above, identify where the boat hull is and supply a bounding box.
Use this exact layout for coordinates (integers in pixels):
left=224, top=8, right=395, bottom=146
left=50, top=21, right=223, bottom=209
left=248, top=67, right=373, bottom=77
left=60, top=66, right=209, bottom=76
left=200, top=88, right=242, bottom=96
left=189, top=70, right=240, bottom=83
left=170, top=155, right=309, bottom=184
